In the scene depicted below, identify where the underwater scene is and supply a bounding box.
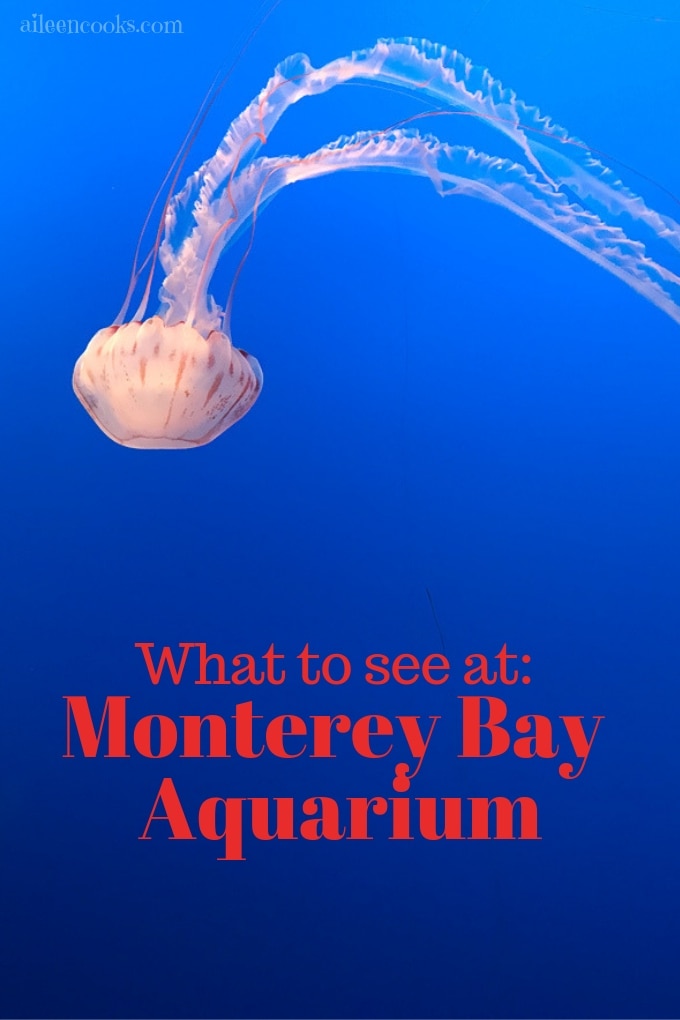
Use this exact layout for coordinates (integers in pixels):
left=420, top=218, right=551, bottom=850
left=2, top=0, right=680, bottom=1017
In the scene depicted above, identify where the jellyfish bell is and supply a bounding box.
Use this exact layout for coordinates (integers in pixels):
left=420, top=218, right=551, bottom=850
left=72, top=317, right=263, bottom=449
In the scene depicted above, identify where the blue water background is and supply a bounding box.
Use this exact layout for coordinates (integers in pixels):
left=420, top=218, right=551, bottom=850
left=1, top=0, right=679, bottom=1017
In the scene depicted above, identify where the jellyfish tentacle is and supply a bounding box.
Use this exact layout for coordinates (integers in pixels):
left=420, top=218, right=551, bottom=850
left=170, top=129, right=680, bottom=334
left=161, top=52, right=315, bottom=261
left=361, top=38, right=680, bottom=252
left=114, top=0, right=285, bottom=327
left=164, top=36, right=680, bottom=255
left=161, top=37, right=680, bottom=336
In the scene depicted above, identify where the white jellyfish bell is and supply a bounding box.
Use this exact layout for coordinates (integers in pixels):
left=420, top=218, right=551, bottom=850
left=73, top=39, right=680, bottom=449
left=73, top=320, right=263, bottom=450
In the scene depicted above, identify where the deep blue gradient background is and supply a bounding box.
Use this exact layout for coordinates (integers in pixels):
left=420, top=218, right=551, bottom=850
left=2, top=1, right=680, bottom=1017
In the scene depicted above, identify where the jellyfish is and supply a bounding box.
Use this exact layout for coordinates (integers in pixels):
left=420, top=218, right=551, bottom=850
left=73, top=38, right=680, bottom=449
